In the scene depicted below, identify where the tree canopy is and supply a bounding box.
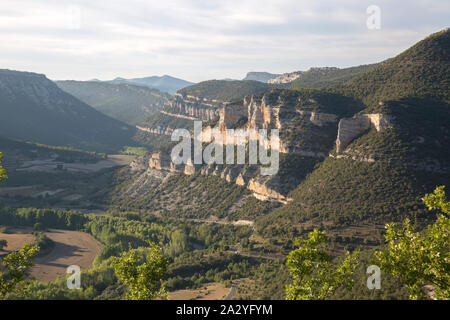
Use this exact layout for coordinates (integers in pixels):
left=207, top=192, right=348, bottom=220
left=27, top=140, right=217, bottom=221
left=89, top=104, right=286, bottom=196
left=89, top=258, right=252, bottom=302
left=112, top=241, right=169, bottom=300
left=285, top=229, right=359, bottom=300
left=0, top=244, right=40, bottom=299
left=0, top=152, right=6, bottom=183
left=375, top=186, right=450, bottom=300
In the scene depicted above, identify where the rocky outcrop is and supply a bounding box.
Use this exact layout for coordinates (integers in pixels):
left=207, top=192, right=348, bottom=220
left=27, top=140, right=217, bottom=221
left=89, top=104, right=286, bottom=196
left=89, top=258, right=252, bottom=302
left=136, top=93, right=396, bottom=204
left=136, top=125, right=174, bottom=136
left=149, top=151, right=183, bottom=172
left=213, top=92, right=339, bottom=157
left=218, top=102, right=248, bottom=131
left=168, top=93, right=221, bottom=121
left=268, top=71, right=303, bottom=84
left=247, top=176, right=291, bottom=203
left=297, top=110, right=338, bottom=127
left=336, top=114, right=393, bottom=153
left=184, top=161, right=197, bottom=175
left=130, top=153, right=151, bottom=172
left=243, top=72, right=280, bottom=83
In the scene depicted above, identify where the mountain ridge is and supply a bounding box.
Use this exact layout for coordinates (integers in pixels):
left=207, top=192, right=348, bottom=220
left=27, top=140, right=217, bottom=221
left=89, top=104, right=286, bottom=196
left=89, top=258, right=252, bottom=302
left=107, top=74, right=194, bottom=94
left=55, top=80, right=171, bottom=125
left=0, top=69, right=139, bottom=152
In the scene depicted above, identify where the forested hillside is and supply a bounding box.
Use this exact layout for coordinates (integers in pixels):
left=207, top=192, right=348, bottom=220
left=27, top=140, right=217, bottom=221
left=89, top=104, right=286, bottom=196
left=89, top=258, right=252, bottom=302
left=56, top=81, right=171, bottom=125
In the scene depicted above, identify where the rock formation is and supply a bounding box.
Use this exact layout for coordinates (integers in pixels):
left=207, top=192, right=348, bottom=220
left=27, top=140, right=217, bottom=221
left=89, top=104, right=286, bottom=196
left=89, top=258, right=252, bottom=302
left=168, top=93, right=221, bottom=121
left=336, top=114, right=393, bottom=153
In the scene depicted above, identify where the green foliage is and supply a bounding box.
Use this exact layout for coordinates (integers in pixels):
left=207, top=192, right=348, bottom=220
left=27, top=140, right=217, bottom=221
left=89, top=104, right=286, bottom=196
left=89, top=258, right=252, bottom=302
left=110, top=170, right=258, bottom=219
left=0, top=239, right=7, bottom=250
left=286, top=65, right=379, bottom=90
left=285, top=229, right=359, bottom=300
left=112, top=242, right=169, bottom=300
left=330, top=249, right=409, bottom=300
left=257, top=158, right=447, bottom=240
left=422, top=185, right=450, bottom=214
left=33, top=222, right=45, bottom=232
left=0, top=70, right=140, bottom=153
left=0, top=244, right=40, bottom=299
left=33, top=232, right=54, bottom=257
left=56, top=81, right=170, bottom=125
left=0, top=207, right=88, bottom=230
left=143, top=110, right=194, bottom=131
left=335, top=29, right=450, bottom=108
left=178, top=80, right=271, bottom=101
left=0, top=151, right=6, bottom=183
left=120, top=146, right=148, bottom=156
left=375, top=186, right=450, bottom=300
left=0, top=207, right=257, bottom=299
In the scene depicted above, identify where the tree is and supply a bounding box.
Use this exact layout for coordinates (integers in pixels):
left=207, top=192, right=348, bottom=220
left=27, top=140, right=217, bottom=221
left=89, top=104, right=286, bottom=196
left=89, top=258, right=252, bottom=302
left=33, top=222, right=45, bottom=232
left=0, top=240, right=7, bottom=251
left=112, top=241, right=169, bottom=300
left=0, top=244, right=40, bottom=299
left=375, top=186, right=449, bottom=300
left=0, top=152, right=6, bottom=183
left=285, top=229, right=359, bottom=300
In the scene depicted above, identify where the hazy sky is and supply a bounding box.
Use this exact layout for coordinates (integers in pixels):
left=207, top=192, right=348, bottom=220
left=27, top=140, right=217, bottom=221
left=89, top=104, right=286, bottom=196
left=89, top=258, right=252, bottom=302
left=1, top=0, right=448, bottom=82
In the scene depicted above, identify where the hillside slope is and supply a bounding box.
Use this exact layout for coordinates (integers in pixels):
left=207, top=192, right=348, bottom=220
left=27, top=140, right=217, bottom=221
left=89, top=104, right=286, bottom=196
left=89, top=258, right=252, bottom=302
left=336, top=28, right=450, bottom=107
left=177, top=80, right=272, bottom=102
left=108, top=75, right=194, bottom=94
left=257, top=29, right=450, bottom=239
left=0, top=70, right=138, bottom=152
left=243, top=72, right=280, bottom=83
left=285, top=64, right=378, bottom=89
left=56, top=81, right=171, bottom=125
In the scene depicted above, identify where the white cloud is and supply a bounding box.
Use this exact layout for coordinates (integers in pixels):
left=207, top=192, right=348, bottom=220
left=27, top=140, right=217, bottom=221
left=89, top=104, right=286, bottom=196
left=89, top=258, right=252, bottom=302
left=0, top=0, right=448, bottom=82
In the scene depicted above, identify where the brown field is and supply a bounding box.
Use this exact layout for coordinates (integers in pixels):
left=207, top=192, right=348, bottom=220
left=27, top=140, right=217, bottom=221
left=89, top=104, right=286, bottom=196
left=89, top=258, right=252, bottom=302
left=0, top=230, right=35, bottom=251
left=0, top=227, right=102, bottom=282
left=169, top=282, right=230, bottom=300
left=16, top=154, right=135, bottom=174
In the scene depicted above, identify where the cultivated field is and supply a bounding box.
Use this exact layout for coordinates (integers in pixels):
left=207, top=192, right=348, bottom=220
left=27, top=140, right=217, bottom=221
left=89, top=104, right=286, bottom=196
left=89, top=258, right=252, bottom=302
left=0, top=227, right=102, bottom=282
left=17, top=154, right=135, bottom=173
left=169, top=282, right=230, bottom=300
left=0, top=230, right=35, bottom=251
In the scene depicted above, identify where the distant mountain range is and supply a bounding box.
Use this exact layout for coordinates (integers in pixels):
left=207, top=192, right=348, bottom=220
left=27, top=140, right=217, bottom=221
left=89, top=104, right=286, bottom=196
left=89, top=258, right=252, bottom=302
left=56, top=81, right=171, bottom=125
left=0, top=69, right=138, bottom=152
left=106, top=75, right=194, bottom=94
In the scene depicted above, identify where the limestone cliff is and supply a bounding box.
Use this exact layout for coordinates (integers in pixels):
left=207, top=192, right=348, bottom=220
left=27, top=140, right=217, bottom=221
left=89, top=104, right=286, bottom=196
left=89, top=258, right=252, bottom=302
left=268, top=71, right=303, bottom=84
left=168, top=93, right=222, bottom=121
left=131, top=91, right=396, bottom=203
left=214, top=91, right=339, bottom=157
left=335, top=114, right=394, bottom=153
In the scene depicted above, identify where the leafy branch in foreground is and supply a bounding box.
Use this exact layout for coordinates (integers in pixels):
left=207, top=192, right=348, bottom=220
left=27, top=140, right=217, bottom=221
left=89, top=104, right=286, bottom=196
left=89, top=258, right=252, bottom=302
left=285, top=229, right=359, bottom=300
left=0, top=152, right=6, bottom=183
left=0, top=152, right=40, bottom=299
left=0, top=244, right=40, bottom=299
left=112, top=241, right=169, bottom=300
left=375, top=186, right=449, bottom=300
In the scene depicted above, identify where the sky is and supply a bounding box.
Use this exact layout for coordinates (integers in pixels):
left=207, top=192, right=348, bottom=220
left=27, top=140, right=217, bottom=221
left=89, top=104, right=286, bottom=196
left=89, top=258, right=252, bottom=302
left=0, top=0, right=449, bottom=82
